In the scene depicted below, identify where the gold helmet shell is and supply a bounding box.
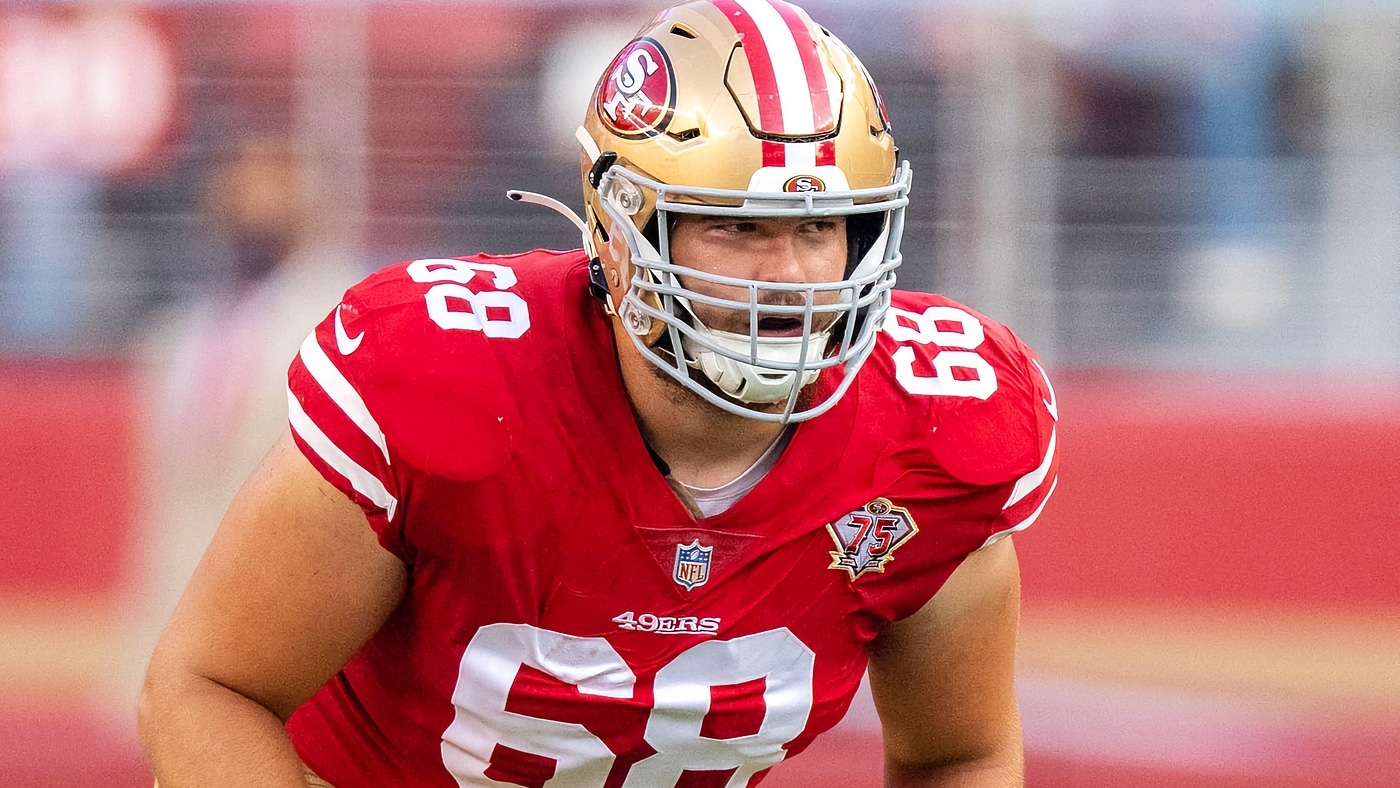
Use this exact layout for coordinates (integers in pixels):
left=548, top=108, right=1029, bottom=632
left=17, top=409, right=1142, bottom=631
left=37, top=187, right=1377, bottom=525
left=581, top=0, right=897, bottom=278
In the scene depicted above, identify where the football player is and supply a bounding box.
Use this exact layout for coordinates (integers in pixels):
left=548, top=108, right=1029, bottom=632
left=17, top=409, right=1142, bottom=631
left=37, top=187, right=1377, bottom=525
left=138, top=1, right=1059, bottom=786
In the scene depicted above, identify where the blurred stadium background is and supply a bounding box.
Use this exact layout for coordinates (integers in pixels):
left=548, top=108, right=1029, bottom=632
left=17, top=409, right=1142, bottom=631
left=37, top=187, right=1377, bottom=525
left=1, top=1, right=1397, bottom=785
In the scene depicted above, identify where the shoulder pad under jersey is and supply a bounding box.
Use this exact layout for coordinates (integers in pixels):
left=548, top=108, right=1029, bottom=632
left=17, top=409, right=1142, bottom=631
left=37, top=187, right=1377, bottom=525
left=287, top=258, right=523, bottom=520
left=878, top=291, right=1059, bottom=489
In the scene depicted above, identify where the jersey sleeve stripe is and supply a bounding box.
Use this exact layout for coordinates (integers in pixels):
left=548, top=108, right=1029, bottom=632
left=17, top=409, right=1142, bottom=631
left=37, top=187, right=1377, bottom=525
left=1031, top=357, right=1059, bottom=422
left=981, top=475, right=1058, bottom=550
left=1004, top=425, right=1056, bottom=509
left=288, top=387, right=399, bottom=521
left=298, top=331, right=391, bottom=465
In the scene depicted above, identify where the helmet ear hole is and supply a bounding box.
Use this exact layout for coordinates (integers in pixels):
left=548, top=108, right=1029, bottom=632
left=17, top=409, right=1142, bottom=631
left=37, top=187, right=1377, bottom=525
left=590, top=208, right=609, bottom=245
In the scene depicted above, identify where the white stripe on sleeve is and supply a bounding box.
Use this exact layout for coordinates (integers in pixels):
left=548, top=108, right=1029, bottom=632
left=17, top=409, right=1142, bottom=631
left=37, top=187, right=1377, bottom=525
left=1005, top=426, right=1056, bottom=509
left=982, top=476, right=1058, bottom=550
left=288, top=387, right=399, bottom=521
left=298, top=332, right=390, bottom=465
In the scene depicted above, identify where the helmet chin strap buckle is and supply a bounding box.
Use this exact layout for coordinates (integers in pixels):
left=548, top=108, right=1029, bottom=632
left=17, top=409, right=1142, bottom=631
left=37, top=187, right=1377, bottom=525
left=588, top=151, right=618, bottom=189
left=587, top=257, right=614, bottom=310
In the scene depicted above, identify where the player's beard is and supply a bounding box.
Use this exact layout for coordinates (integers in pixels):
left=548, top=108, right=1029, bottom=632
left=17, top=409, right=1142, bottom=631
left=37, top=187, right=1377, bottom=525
left=632, top=283, right=838, bottom=418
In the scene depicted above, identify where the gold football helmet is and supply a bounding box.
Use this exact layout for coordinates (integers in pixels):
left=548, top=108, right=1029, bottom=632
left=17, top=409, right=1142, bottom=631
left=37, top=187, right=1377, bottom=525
left=518, top=0, right=911, bottom=422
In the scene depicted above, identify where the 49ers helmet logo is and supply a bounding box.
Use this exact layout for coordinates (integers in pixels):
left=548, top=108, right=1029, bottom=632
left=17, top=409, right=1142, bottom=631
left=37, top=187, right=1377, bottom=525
left=783, top=175, right=827, bottom=193
left=597, top=38, right=676, bottom=139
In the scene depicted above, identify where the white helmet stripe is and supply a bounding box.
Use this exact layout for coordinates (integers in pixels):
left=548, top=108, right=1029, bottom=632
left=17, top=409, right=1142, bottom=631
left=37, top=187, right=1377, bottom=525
left=714, top=0, right=836, bottom=168
left=768, top=0, right=837, bottom=133
left=769, top=0, right=840, bottom=167
left=785, top=141, right=818, bottom=170
left=732, top=0, right=818, bottom=135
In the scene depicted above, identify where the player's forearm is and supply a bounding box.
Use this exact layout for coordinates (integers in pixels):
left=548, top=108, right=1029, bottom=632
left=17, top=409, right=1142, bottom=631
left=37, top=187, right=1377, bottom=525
left=138, top=669, right=310, bottom=787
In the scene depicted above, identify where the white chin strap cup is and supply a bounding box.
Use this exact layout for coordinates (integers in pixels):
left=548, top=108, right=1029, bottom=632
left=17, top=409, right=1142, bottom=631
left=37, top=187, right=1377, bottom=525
left=683, top=327, right=830, bottom=404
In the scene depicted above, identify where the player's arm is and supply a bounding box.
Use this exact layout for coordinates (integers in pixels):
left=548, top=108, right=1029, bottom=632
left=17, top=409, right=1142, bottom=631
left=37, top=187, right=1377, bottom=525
left=137, top=430, right=407, bottom=787
left=867, top=537, right=1024, bottom=788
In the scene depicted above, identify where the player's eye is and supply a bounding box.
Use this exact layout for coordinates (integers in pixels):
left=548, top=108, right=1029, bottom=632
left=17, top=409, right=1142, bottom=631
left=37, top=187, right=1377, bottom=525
left=799, top=219, right=841, bottom=235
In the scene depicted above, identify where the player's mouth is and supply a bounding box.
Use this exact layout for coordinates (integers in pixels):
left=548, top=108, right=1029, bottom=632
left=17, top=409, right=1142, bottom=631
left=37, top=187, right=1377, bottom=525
left=755, top=316, right=807, bottom=337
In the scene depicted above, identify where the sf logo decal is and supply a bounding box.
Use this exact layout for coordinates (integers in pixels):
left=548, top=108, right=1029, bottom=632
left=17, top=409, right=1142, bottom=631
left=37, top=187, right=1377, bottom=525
left=598, top=37, right=676, bottom=139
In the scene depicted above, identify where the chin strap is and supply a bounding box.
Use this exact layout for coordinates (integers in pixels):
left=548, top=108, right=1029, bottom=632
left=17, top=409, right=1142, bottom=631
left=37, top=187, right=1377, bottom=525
left=682, top=326, right=830, bottom=405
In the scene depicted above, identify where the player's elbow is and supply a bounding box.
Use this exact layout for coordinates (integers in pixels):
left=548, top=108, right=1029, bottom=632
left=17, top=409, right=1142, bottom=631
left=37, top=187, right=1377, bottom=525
left=136, top=637, right=212, bottom=754
left=883, top=731, right=1024, bottom=787
left=884, top=756, right=1024, bottom=788
left=136, top=645, right=179, bottom=753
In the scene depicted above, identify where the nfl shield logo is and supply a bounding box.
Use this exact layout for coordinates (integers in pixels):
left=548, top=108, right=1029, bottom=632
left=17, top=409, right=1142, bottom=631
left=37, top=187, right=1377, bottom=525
left=673, top=539, right=713, bottom=590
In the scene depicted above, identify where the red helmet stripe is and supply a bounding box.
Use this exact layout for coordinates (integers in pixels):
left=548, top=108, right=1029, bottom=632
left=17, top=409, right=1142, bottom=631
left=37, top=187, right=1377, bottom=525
left=712, top=0, right=785, bottom=146
left=712, top=0, right=836, bottom=169
left=763, top=140, right=786, bottom=167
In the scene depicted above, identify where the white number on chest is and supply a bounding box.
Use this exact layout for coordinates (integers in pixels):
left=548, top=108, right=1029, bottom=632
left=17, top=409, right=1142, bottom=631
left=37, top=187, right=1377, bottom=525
left=441, top=623, right=815, bottom=787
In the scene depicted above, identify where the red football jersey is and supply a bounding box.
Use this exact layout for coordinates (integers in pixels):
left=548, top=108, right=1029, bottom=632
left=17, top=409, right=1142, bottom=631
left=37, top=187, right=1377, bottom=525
left=284, top=249, right=1059, bottom=787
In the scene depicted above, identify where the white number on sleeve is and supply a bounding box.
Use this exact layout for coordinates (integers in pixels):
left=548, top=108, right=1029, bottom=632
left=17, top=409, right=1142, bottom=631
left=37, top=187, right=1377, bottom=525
left=407, top=258, right=530, bottom=338
left=884, top=305, right=998, bottom=400
left=441, top=624, right=815, bottom=787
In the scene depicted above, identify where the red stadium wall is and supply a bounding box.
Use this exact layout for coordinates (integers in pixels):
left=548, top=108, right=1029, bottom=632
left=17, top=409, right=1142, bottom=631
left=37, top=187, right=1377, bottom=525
left=1017, top=370, right=1400, bottom=612
left=2, top=361, right=1397, bottom=610
left=0, top=359, right=139, bottom=599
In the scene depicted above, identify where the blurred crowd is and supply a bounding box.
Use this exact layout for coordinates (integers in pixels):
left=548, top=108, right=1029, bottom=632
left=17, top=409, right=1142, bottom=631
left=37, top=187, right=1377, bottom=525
left=120, top=134, right=365, bottom=705
left=0, top=1, right=1394, bottom=371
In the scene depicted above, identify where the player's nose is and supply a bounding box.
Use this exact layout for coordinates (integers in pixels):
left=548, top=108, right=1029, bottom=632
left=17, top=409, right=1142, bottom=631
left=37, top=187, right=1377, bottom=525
left=754, top=230, right=811, bottom=285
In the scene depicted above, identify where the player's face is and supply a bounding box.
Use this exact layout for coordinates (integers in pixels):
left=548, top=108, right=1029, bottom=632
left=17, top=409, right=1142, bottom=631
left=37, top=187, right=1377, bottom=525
left=667, top=214, right=848, bottom=336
